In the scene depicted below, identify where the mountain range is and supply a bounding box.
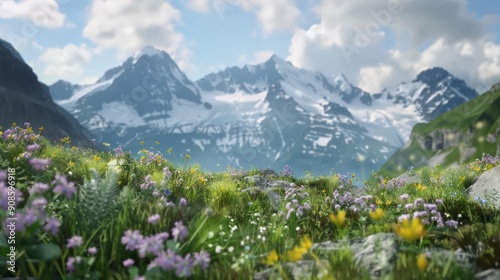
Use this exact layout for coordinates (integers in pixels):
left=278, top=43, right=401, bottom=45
left=47, top=46, right=479, bottom=178
left=0, top=38, right=93, bottom=147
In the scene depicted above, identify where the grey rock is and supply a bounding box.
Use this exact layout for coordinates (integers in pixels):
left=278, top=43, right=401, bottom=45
left=244, top=175, right=271, bottom=187
left=475, top=269, right=500, bottom=280
left=423, top=248, right=476, bottom=271
left=254, top=260, right=330, bottom=280
left=241, top=186, right=282, bottom=211
left=467, top=164, right=500, bottom=209
left=314, top=233, right=398, bottom=279
left=242, top=176, right=294, bottom=211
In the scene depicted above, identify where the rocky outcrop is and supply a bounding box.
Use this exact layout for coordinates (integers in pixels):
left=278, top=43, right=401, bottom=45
left=490, top=82, right=500, bottom=93
left=240, top=175, right=293, bottom=211
left=254, top=233, right=485, bottom=280
left=467, top=164, right=500, bottom=209
left=416, top=128, right=474, bottom=153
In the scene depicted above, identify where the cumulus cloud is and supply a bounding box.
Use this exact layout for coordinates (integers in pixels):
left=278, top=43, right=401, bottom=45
left=287, top=0, right=500, bottom=93
left=186, top=0, right=211, bottom=12
left=241, top=0, right=301, bottom=34
left=189, top=0, right=300, bottom=34
left=38, top=44, right=92, bottom=77
left=0, top=0, right=65, bottom=28
left=82, top=0, right=195, bottom=74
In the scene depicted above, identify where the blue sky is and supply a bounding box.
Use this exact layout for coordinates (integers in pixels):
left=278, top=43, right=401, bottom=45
left=1, top=0, right=499, bottom=93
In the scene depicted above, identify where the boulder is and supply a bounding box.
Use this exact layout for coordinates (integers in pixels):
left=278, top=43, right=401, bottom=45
left=475, top=269, right=500, bottom=280
left=467, top=165, right=500, bottom=209
left=241, top=176, right=293, bottom=211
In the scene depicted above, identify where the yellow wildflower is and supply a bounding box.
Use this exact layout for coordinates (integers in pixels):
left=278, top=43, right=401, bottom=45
left=416, top=184, right=427, bottom=191
left=103, top=142, right=111, bottom=147
left=282, top=245, right=307, bottom=262
left=139, top=141, right=144, bottom=145
left=263, top=249, right=279, bottom=265
left=416, top=253, right=428, bottom=272
left=299, top=235, right=312, bottom=251
left=385, top=200, right=392, bottom=206
left=395, top=218, right=426, bottom=242
left=155, top=141, right=160, bottom=145
left=329, top=211, right=346, bottom=228
left=94, top=155, right=101, bottom=161
left=369, top=208, right=384, bottom=222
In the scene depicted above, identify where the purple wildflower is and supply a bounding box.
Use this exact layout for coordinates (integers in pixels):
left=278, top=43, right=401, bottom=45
left=175, top=254, right=194, bottom=277
left=445, top=220, right=458, bottom=228
left=424, top=203, right=437, bottom=211
left=179, top=198, right=188, bottom=207
left=88, top=247, right=98, bottom=255
left=113, top=145, right=124, bottom=157
left=137, top=235, right=164, bottom=257
left=123, top=258, right=135, bottom=267
left=29, top=158, right=51, bottom=171
left=399, top=194, right=410, bottom=201
left=413, top=198, right=424, bottom=207
left=398, top=214, right=411, bottom=222
left=193, top=250, right=211, bottom=270
left=44, top=216, right=61, bottom=235
left=163, top=167, right=171, bottom=179
left=31, top=182, right=49, bottom=194
left=31, top=198, right=48, bottom=209
left=153, top=249, right=177, bottom=271
left=67, top=235, right=83, bottom=248
left=52, top=174, right=76, bottom=199
left=26, top=143, right=40, bottom=152
left=66, top=256, right=82, bottom=272
left=148, top=214, right=161, bottom=225
left=121, top=230, right=144, bottom=251
left=171, top=221, right=188, bottom=242
left=140, top=175, right=156, bottom=190
left=413, top=211, right=428, bottom=219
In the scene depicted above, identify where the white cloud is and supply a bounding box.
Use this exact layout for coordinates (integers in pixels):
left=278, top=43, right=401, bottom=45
left=82, top=0, right=195, bottom=74
left=186, top=0, right=211, bottom=12
left=0, top=0, right=65, bottom=28
left=241, top=0, right=301, bottom=34
left=287, top=0, right=500, bottom=93
left=38, top=44, right=92, bottom=77
left=189, top=0, right=300, bottom=34
left=358, top=64, right=393, bottom=93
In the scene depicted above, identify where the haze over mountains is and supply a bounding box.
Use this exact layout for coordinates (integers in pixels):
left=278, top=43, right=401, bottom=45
left=48, top=46, right=479, bottom=178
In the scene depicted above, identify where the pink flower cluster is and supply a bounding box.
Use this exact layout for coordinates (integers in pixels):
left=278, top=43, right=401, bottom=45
left=121, top=222, right=210, bottom=277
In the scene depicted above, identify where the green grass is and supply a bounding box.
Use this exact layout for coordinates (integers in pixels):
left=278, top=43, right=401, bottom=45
left=379, top=88, right=500, bottom=178
left=0, top=124, right=499, bottom=279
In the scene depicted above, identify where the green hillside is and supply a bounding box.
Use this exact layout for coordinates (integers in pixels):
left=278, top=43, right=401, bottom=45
left=379, top=87, right=500, bottom=178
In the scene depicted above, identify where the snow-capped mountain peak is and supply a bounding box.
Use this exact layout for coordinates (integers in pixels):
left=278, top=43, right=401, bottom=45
left=132, top=45, right=165, bottom=63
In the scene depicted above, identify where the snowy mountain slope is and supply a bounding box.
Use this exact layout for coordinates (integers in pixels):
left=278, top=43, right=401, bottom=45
left=49, top=46, right=478, bottom=178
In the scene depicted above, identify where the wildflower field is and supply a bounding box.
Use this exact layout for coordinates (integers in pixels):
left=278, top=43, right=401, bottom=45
left=1, top=123, right=499, bottom=279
